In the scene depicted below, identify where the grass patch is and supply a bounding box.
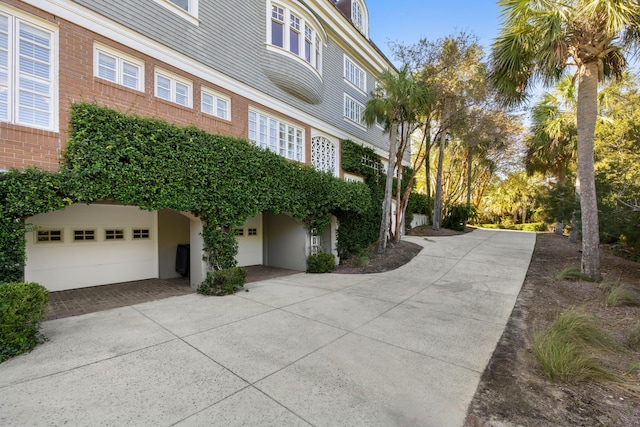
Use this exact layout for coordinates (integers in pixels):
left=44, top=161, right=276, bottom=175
left=533, top=309, right=620, bottom=382
left=556, top=267, right=597, bottom=282
left=605, top=285, right=640, bottom=307
left=597, top=280, right=616, bottom=293
left=628, top=324, right=640, bottom=351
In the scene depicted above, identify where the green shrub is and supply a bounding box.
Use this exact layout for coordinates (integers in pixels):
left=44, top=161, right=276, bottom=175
left=443, top=204, right=476, bottom=231
left=0, top=282, right=49, bottom=363
left=520, top=222, right=548, bottom=232
left=197, top=267, right=246, bottom=296
left=605, top=285, right=640, bottom=307
left=307, top=251, right=336, bottom=273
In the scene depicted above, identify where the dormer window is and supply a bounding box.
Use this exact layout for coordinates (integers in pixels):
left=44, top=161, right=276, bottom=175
left=351, top=0, right=367, bottom=35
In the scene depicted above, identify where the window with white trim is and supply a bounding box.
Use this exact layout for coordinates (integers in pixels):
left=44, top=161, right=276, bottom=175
left=344, top=56, right=366, bottom=92
left=248, top=110, right=303, bottom=162
left=105, top=229, right=125, bottom=240
left=0, top=10, right=57, bottom=130
left=74, top=229, right=95, bottom=242
left=311, top=136, right=337, bottom=175
left=132, top=229, right=150, bottom=239
left=153, top=0, right=199, bottom=24
left=344, top=94, right=365, bottom=127
left=94, top=44, right=144, bottom=91
left=201, top=88, right=230, bottom=120
left=36, top=229, right=63, bottom=243
left=351, top=0, right=366, bottom=34
left=155, top=69, right=192, bottom=107
left=268, top=2, right=322, bottom=71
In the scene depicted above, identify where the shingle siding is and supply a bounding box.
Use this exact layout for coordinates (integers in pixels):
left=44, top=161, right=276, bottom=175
left=71, top=0, right=391, bottom=152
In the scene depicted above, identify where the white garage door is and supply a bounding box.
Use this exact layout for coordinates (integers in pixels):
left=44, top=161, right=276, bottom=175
left=235, top=213, right=263, bottom=267
left=24, top=204, right=158, bottom=291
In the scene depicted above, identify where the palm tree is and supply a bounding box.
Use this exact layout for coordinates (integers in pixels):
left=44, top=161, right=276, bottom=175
left=491, top=0, right=640, bottom=280
left=363, top=66, right=428, bottom=253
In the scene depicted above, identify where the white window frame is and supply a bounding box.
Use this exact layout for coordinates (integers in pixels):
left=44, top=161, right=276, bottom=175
left=73, top=229, right=96, bottom=242
left=152, top=0, right=199, bottom=26
left=0, top=6, right=58, bottom=131
left=132, top=228, right=151, bottom=240
left=93, top=43, right=144, bottom=92
left=154, top=68, right=192, bottom=108
left=104, top=229, right=125, bottom=241
left=266, top=1, right=323, bottom=75
left=344, top=55, right=366, bottom=93
left=248, top=109, right=304, bottom=162
left=201, top=87, right=231, bottom=121
left=343, top=94, right=365, bottom=128
left=36, top=229, right=63, bottom=243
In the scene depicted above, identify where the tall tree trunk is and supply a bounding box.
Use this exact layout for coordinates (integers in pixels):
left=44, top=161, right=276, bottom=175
left=576, top=62, right=601, bottom=280
left=378, top=121, right=398, bottom=254
left=465, top=143, right=473, bottom=228
left=569, top=175, right=580, bottom=243
left=433, top=100, right=449, bottom=230
left=425, top=149, right=431, bottom=225
left=555, top=164, right=567, bottom=235
left=393, top=165, right=403, bottom=241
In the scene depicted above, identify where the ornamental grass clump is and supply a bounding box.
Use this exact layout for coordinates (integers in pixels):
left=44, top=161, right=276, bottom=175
left=0, top=282, right=49, bottom=363
left=605, top=285, right=640, bottom=307
left=627, top=324, right=640, bottom=351
left=533, top=309, right=619, bottom=382
left=556, top=267, right=597, bottom=282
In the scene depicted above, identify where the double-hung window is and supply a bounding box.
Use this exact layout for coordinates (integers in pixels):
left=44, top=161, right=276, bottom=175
left=248, top=110, right=303, bottom=162
left=94, top=44, right=144, bottom=91
left=201, top=88, right=230, bottom=120
left=344, top=94, right=365, bottom=127
left=155, top=68, right=192, bottom=107
left=344, top=56, right=366, bottom=92
left=271, top=6, right=285, bottom=48
left=0, top=9, right=57, bottom=130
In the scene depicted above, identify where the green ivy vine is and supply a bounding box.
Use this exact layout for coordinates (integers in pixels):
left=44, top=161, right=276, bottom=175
left=0, top=103, right=371, bottom=282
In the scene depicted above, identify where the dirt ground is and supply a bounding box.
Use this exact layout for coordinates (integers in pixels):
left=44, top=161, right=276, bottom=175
left=338, top=227, right=640, bottom=426
left=465, top=232, right=640, bottom=427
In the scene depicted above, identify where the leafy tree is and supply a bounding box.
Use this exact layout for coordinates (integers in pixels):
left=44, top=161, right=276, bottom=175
left=392, top=32, right=488, bottom=230
left=363, top=66, right=429, bottom=252
left=491, top=0, right=640, bottom=280
left=594, top=72, right=640, bottom=257
left=525, top=75, right=577, bottom=235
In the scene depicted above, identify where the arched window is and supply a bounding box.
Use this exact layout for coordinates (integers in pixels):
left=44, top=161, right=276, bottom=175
left=351, top=0, right=367, bottom=35
left=311, top=136, right=337, bottom=175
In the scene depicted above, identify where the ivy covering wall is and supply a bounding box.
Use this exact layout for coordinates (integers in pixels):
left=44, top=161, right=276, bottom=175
left=0, top=103, right=370, bottom=282
left=336, top=140, right=386, bottom=258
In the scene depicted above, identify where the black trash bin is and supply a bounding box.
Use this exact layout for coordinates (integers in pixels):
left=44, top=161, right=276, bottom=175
left=175, top=244, right=190, bottom=278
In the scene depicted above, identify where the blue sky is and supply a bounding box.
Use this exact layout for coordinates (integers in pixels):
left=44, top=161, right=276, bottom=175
left=366, top=0, right=501, bottom=63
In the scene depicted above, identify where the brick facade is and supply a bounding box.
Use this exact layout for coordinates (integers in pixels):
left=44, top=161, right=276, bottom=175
left=1, top=0, right=313, bottom=172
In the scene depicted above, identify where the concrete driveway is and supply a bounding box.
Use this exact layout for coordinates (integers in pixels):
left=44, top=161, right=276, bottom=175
left=0, top=228, right=535, bottom=427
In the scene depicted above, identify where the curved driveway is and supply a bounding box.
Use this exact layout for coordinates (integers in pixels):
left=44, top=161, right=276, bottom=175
left=0, top=228, right=535, bottom=427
